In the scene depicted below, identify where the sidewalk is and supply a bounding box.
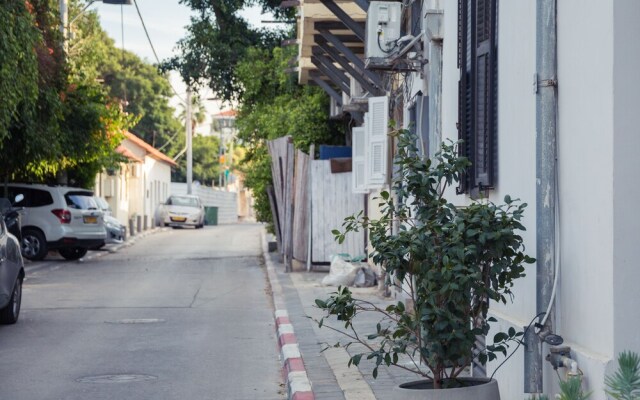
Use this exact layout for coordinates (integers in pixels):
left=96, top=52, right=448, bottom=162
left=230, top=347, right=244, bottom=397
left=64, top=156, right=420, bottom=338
left=263, top=237, right=420, bottom=400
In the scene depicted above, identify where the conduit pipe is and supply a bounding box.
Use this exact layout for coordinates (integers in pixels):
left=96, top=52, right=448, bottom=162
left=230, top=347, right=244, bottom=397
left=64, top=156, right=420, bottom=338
left=526, top=0, right=558, bottom=394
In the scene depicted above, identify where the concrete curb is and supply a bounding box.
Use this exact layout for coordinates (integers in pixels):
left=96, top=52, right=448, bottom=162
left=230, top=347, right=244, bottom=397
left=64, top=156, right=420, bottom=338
left=262, top=230, right=315, bottom=400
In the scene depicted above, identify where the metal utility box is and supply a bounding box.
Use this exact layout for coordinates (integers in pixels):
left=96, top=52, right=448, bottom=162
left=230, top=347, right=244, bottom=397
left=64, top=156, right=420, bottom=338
left=365, top=1, right=402, bottom=60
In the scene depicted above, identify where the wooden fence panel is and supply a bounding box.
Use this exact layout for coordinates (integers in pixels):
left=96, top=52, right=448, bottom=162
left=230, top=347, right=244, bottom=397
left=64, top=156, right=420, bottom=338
left=310, top=160, right=366, bottom=263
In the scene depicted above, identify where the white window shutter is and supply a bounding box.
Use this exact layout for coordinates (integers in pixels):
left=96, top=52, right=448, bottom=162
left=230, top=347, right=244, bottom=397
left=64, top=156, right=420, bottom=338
left=367, top=96, right=389, bottom=188
left=351, top=126, right=367, bottom=193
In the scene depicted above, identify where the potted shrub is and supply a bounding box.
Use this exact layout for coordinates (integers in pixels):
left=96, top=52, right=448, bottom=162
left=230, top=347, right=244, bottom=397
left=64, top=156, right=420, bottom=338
left=316, top=129, right=535, bottom=399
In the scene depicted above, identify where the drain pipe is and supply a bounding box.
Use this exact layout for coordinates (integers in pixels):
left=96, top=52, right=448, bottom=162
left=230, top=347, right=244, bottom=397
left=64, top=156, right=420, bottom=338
left=526, top=0, right=558, bottom=394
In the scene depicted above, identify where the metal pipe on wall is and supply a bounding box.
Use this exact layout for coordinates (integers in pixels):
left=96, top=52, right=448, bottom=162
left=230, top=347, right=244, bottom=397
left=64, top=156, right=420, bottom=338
left=526, top=0, right=558, bottom=394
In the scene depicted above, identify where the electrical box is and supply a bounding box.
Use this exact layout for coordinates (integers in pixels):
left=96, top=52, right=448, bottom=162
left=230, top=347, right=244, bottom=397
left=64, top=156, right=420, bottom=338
left=365, top=1, right=402, bottom=61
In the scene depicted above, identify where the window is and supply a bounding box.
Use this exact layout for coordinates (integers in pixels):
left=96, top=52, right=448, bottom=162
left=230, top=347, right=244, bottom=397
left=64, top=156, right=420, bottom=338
left=65, top=192, right=98, bottom=210
left=457, top=0, right=498, bottom=194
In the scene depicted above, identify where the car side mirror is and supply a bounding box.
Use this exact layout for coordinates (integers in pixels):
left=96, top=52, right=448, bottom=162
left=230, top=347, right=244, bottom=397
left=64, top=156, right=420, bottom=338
left=13, top=194, right=24, bottom=204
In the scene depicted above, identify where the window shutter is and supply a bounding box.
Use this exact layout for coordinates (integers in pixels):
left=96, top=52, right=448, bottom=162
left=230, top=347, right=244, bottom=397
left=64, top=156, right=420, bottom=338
left=367, top=96, right=389, bottom=188
left=352, top=126, right=368, bottom=193
left=474, top=0, right=496, bottom=188
left=457, top=0, right=497, bottom=193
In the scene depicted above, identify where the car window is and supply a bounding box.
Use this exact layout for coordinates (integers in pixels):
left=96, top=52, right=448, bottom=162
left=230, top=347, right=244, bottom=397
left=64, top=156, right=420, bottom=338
left=30, top=189, right=54, bottom=207
left=65, top=192, right=98, bottom=210
left=95, top=196, right=110, bottom=211
left=169, top=196, right=199, bottom=207
left=7, top=187, right=28, bottom=207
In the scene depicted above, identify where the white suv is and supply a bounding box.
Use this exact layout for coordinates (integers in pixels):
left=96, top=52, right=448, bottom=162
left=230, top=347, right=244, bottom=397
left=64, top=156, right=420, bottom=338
left=6, top=184, right=107, bottom=261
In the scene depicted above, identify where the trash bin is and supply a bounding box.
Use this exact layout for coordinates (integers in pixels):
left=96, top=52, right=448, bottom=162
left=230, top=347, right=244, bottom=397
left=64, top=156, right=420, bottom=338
left=204, top=206, right=218, bottom=226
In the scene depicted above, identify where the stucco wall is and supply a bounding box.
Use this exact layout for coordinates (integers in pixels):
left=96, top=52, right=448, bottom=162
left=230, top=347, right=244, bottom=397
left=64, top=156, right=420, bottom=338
left=430, top=0, right=623, bottom=398
left=613, top=0, right=640, bottom=359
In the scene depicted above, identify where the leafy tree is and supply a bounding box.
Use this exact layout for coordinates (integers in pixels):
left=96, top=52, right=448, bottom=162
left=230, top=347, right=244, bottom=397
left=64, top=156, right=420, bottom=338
left=172, top=135, right=221, bottom=185
left=178, top=94, right=207, bottom=133
left=162, top=0, right=292, bottom=101
left=68, top=2, right=183, bottom=151
left=0, top=0, right=132, bottom=188
left=0, top=1, right=40, bottom=142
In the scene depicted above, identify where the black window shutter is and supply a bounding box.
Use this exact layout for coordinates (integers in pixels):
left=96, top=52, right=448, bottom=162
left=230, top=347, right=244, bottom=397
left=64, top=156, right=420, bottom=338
left=457, top=0, right=497, bottom=193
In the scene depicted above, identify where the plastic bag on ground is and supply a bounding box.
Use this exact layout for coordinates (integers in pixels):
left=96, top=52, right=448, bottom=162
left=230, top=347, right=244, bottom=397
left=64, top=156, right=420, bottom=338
left=321, top=255, right=359, bottom=286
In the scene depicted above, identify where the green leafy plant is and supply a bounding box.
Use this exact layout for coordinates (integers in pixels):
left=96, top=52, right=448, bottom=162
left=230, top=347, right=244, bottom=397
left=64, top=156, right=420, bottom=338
left=526, top=396, right=549, bottom=400
left=316, top=128, right=535, bottom=389
left=557, top=376, right=591, bottom=400
left=605, top=351, right=640, bottom=400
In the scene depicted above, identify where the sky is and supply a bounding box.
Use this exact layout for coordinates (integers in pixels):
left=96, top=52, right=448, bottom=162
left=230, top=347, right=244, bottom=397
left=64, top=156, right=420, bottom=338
left=91, top=0, right=278, bottom=135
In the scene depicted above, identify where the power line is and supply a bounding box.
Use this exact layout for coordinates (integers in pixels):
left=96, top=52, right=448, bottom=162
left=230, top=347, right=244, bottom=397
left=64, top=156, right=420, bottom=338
left=131, top=0, right=186, bottom=104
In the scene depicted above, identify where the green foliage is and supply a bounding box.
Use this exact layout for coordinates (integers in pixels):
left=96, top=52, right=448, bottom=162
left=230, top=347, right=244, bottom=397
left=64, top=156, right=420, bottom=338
left=526, top=396, right=549, bottom=400
left=605, top=351, right=640, bottom=400
left=0, top=0, right=40, bottom=142
left=172, top=135, right=221, bottom=185
left=0, top=0, right=132, bottom=186
left=162, top=0, right=289, bottom=101
left=234, top=46, right=343, bottom=228
left=558, top=377, right=591, bottom=400
left=317, top=129, right=534, bottom=388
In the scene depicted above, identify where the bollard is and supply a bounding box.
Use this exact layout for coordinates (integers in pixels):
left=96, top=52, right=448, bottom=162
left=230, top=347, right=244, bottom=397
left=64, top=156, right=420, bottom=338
left=143, top=215, right=148, bottom=230
left=136, top=215, right=142, bottom=234
left=129, top=218, right=135, bottom=237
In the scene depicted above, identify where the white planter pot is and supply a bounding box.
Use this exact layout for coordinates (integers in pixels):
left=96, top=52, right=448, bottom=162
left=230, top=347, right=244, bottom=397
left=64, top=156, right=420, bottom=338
left=391, top=378, right=500, bottom=400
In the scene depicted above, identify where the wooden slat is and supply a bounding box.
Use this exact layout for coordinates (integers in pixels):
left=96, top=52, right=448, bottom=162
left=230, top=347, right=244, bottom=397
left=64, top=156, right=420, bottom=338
left=292, top=150, right=310, bottom=263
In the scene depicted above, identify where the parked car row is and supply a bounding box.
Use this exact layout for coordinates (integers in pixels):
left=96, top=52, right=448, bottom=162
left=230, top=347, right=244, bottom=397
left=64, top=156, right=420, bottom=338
left=4, top=184, right=126, bottom=261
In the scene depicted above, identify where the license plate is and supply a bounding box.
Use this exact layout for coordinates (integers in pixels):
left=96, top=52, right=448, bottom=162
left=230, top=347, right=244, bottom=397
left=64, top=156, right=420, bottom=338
left=170, top=217, right=186, bottom=222
left=83, top=216, right=97, bottom=224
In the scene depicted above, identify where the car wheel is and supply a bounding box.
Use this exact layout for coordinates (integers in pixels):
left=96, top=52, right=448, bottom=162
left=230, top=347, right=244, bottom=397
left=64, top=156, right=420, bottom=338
left=21, top=229, right=48, bottom=261
left=0, top=277, right=22, bottom=324
left=58, top=247, right=88, bottom=260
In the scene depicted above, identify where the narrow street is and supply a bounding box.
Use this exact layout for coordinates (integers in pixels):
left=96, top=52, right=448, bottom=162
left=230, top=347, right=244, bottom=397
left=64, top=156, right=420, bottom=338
left=0, top=224, right=284, bottom=400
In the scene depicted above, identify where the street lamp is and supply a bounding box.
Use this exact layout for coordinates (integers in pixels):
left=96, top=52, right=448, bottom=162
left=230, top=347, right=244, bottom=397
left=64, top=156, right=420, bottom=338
left=61, top=0, right=131, bottom=47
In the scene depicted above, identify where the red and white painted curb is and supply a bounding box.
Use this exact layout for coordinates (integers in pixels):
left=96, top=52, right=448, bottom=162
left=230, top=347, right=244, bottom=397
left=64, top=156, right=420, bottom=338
left=276, top=310, right=314, bottom=400
left=262, top=231, right=314, bottom=400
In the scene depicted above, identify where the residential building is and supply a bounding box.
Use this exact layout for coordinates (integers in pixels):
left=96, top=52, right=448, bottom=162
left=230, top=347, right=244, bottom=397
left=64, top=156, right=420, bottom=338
left=94, top=131, right=176, bottom=230
left=294, top=0, right=640, bottom=398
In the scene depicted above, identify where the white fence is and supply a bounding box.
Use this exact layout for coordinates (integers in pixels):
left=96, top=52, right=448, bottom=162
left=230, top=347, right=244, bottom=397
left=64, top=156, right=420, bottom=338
left=170, top=183, right=238, bottom=224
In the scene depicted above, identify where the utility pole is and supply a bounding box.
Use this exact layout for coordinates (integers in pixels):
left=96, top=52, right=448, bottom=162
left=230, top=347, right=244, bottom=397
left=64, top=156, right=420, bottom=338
left=59, top=0, right=68, bottom=51
left=186, top=87, right=193, bottom=194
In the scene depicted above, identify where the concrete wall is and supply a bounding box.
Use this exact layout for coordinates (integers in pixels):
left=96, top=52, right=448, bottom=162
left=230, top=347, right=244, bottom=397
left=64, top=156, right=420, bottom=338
left=413, top=0, right=640, bottom=398
left=170, top=183, right=238, bottom=224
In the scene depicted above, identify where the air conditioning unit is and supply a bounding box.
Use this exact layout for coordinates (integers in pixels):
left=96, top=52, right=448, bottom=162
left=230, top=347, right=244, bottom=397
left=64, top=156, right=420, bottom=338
left=365, top=1, right=402, bottom=67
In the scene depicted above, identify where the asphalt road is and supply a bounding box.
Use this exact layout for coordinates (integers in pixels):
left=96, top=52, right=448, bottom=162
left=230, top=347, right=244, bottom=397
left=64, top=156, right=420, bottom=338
left=0, top=223, right=284, bottom=400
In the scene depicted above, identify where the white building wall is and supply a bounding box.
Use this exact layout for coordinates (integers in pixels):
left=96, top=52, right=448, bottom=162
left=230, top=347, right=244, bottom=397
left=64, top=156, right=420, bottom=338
left=428, top=0, right=623, bottom=398
left=613, top=0, right=640, bottom=360
left=171, top=183, right=238, bottom=224
left=144, top=158, right=171, bottom=226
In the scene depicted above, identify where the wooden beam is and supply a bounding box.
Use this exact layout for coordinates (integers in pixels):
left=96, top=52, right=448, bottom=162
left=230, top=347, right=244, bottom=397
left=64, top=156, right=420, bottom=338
left=310, top=73, right=342, bottom=105
left=318, top=29, right=384, bottom=88
left=311, top=56, right=350, bottom=94
left=318, top=0, right=365, bottom=41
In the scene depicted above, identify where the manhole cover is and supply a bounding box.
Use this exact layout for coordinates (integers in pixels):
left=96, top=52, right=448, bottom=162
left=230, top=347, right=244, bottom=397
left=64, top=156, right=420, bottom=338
left=77, top=374, right=158, bottom=383
left=105, top=318, right=166, bottom=324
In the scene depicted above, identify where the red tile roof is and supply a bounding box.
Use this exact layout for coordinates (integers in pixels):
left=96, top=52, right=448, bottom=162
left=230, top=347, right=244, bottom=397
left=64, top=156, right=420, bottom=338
left=124, top=131, right=177, bottom=167
left=212, top=109, right=237, bottom=118
left=116, top=145, right=144, bottom=163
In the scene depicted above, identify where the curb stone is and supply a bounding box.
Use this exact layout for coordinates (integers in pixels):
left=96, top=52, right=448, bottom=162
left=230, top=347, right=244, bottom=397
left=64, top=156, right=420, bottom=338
left=262, top=230, right=315, bottom=400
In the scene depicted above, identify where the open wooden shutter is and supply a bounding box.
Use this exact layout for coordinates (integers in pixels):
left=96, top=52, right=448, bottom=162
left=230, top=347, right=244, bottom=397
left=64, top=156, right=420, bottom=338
left=352, top=126, right=367, bottom=193
left=367, top=96, right=389, bottom=188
